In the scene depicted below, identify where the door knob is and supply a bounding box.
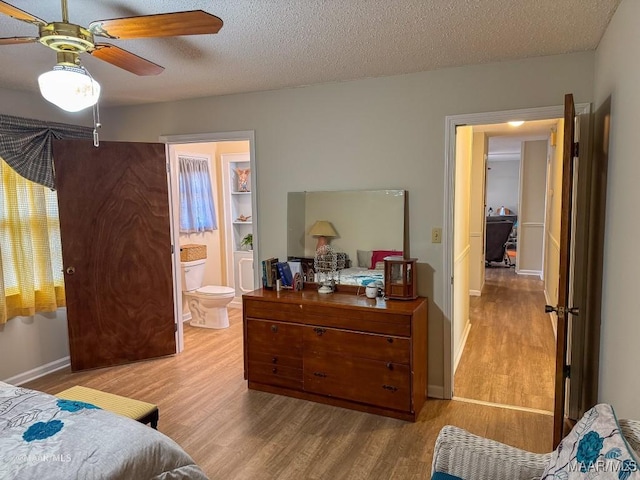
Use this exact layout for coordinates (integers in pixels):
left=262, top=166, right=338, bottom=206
left=65, top=266, right=76, bottom=275
left=545, top=305, right=579, bottom=316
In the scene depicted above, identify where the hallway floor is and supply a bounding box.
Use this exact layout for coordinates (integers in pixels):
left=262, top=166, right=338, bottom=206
left=454, top=268, right=556, bottom=412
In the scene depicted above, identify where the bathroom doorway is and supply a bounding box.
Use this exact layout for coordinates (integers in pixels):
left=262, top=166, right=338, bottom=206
left=160, top=131, right=257, bottom=353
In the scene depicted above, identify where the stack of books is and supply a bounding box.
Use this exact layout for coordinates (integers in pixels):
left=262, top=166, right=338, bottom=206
left=261, top=258, right=300, bottom=289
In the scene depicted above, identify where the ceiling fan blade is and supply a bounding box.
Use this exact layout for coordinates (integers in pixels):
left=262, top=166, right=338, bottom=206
left=0, top=1, right=46, bottom=26
left=90, top=43, right=164, bottom=76
left=0, top=36, right=38, bottom=45
left=89, top=10, right=222, bottom=39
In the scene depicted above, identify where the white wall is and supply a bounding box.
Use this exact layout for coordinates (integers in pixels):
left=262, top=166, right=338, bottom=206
left=593, top=0, right=640, bottom=419
left=1, top=51, right=595, bottom=391
left=0, top=311, right=69, bottom=383
left=486, top=159, right=520, bottom=215
left=518, top=140, right=548, bottom=275
left=453, top=126, right=472, bottom=372
left=543, top=121, right=564, bottom=330
left=469, top=132, right=487, bottom=295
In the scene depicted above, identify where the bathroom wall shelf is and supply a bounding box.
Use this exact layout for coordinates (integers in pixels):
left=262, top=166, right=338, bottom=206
left=222, top=153, right=255, bottom=299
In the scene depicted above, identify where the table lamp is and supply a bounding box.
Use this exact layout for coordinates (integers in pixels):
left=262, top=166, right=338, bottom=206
left=309, top=220, right=337, bottom=251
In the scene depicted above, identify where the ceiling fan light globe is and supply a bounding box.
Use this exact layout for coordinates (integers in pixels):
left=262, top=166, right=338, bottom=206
left=38, top=65, right=100, bottom=112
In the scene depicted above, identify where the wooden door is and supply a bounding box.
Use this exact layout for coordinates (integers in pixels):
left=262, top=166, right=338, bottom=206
left=53, top=140, right=176, bottom=371
left=549, top=94, right=609, bottom=447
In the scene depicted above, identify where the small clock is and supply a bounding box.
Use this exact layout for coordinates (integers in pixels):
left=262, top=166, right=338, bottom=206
left=383, top=256, right=418, bottom=300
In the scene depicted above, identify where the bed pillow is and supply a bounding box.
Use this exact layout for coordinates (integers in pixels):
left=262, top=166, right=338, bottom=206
left=370, top=250, right=403, bottom=270
left=357, top=250, right=373, bottom=268
left=541, top=403, right=640, bottom=478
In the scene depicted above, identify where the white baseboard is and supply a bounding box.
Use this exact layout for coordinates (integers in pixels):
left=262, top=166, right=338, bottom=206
left=469, top=290, right=481, bottom=297
left=517, top=269, right=543, bottom=277
left=454, top=321, right=472, bottom=374
left=182, top=311, right=192, bottom=322
left=229, top=298, right=243, bottom=308
left=4, top=356, right=70, bottom=386
left=428, top=384, right=445, bottom=399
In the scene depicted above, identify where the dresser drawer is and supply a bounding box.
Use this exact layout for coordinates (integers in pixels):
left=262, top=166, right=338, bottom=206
left=303, top=351, right=411, bottom=412
left=303, top=326, right=410, bottom=364
left=245, top=299, right=302, bottom=323
left=303, top=304, right=410, bottom=336
left=246, top=319, right=302, bottom=355
left=249, top=362, right=302, bottom=390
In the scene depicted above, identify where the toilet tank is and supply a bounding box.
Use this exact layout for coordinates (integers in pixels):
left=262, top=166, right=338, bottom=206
left=181, top=259, right=206, bottom=292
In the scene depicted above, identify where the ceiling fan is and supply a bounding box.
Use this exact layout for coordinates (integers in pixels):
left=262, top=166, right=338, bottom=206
left=0, top=0, right=223, bottom=111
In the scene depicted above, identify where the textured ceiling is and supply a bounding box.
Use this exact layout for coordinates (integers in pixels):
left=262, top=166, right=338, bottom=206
left=0, top=0, right=621, bottom=107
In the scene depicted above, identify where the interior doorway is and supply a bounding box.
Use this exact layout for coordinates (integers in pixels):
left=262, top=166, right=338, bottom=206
left=443, top=104, right=590, bottom=402
left=451, top=119, right=560, bottom=413
left=160, top=131, right=257, bottom=353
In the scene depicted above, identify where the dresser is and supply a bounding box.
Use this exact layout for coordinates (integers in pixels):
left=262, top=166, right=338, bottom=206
left=242, top=289, right=428, bottom=421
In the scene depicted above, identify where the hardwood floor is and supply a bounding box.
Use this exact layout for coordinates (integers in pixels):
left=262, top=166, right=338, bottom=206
left=25, top=306, right=553, bottom=479
left=454, top=268, right=556, bottom=412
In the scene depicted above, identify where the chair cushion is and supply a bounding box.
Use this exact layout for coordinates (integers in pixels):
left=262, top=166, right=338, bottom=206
left=542, top=403, right=640, bottom=478
left=431, top=473, right=464, bottom=480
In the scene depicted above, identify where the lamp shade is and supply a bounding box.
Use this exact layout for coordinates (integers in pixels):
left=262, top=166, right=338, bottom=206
left=38, top=65, right=101, bottom=112
left=309, top=220, right=337, bottom=251
left=309, top=221, right=337, bottom=238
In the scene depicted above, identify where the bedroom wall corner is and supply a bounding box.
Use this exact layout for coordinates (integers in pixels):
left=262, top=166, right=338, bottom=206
left=0, top=310, right=70, bottom=384
left=0, top=90, right=83, bottom=386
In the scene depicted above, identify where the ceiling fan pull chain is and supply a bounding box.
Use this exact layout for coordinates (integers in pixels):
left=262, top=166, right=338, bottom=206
left=92, top=101, right=101, bottom=147
left=61, top=0, right=69, bottom=23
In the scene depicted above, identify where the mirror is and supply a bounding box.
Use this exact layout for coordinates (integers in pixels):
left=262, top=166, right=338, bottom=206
left=287, top=189, right=408, bottom=285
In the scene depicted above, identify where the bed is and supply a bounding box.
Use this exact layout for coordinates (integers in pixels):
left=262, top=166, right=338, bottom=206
left=333, top=249, right=403, bottom=287
left=336, top=266, right=385, bottom=286
left=0, top=381, right=208, bottom=480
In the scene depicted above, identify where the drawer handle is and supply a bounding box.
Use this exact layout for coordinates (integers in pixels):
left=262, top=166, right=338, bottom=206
left=271, top=325, right=278, bottom=333
left=386, top=337, right=394, bottom=344
left=272, top=357, right=278, bottom=364
left=272, top=367, right=278, bottom=374
left=313, top=372, right=327, bottom=378
left=382, top=384, right=398, bottom=392
left=313, top=328, right=326, bottom=336
left=386, top=362, right=394, bottom=370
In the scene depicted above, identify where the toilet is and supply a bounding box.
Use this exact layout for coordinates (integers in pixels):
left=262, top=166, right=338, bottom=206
left=180, top=259, right=235, bottom=329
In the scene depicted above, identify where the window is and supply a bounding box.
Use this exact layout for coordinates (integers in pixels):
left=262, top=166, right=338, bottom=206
left=0, top=157, right=65, bottom=324
left=178, top=155, right=217, bottom=233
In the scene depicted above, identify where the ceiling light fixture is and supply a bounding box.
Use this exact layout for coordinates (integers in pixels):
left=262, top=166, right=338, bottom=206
left=508, top=120, right=525, bottom=127
left=38, top=60, right=100, bottom=112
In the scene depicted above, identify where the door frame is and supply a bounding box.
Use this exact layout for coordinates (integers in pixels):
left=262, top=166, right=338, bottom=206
left=443, top=104, right=590, bottom=399
left=159, top=131, right=257, bottom=353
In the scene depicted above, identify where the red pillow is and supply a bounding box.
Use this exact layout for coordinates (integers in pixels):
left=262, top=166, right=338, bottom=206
left=370, top=250, right=403, bottom=269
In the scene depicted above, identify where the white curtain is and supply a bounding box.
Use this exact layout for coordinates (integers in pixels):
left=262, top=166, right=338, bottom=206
left=178, top=156, right=217, bottom=233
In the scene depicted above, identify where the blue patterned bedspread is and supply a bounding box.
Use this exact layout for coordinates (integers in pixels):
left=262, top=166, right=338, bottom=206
left=0, top=381, right=208, bottom=480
